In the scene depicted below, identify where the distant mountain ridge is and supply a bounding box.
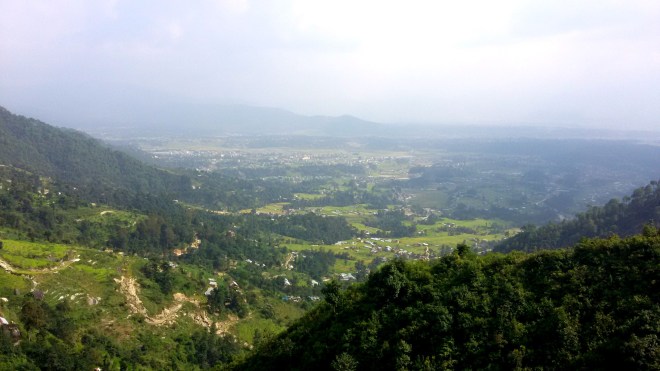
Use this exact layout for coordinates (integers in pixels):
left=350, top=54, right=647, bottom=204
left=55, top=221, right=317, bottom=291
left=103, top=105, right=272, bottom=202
left=85, top=104, right=383, bottom=138
left=11, top=101, right=660, bottom=141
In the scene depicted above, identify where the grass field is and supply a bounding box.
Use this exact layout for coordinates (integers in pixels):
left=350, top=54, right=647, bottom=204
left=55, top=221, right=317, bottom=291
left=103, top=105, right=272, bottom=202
left=250, top=192, right=508, bottom=271
left=0, top=270, right=31, bottom=298
left=0, top=239, right=72, bottom=270
left=234, top=317, right=285, bottom=343
left=277, top=212, right=506, bottom=273
left=294, top=193, right=325, bottom=200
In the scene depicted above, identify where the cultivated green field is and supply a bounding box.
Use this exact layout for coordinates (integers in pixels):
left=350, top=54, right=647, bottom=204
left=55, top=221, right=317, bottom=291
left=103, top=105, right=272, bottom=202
left=0, top=239, right=72, bottom=270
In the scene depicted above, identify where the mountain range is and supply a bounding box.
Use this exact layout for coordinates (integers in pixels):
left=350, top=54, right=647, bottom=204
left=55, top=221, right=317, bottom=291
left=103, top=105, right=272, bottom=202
left=77, top=104, right=384, bottom=138
left=13, top=102, right=658, bottom=141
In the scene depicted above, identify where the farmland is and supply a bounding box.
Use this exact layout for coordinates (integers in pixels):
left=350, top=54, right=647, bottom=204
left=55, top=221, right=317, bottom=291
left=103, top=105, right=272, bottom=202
left=111, top=134, right=660, bottom=277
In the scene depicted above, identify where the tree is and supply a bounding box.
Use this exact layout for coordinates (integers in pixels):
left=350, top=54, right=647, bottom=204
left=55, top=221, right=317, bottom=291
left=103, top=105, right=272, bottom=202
left=155, top=262, right=174, bottom=295
left=332, top=353, right=358, bottom=371
left=207, top=286, right=227, bottom=314
left=52, top=300, right=76, bottom=343
left=456, top=243, right=472, bottom=258
left=227, top=289, right=248, bottom=318
left=20, top=296, right=49, bottom=333
left=355, top=260, right=368, bottom=281
left=322, top=279, right=342, bottom=313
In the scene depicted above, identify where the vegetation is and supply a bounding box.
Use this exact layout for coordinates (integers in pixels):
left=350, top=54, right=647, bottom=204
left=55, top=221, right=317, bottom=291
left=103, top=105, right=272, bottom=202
left=236, top=229, right=660, bottom=370
left=0, top=106, right=189, bottom=199
left=0, top=106, right=298, bottom=212
left=1, top=105, right=659, bottom=369
left=495, top=180, right=660, bottom=253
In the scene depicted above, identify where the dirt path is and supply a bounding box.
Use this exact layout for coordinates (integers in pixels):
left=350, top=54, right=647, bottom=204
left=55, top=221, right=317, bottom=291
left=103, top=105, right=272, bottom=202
left=0, top=255, right=79, bottom=274
left=115, top=275, right=241, bottom=333
left=283, top=252, right=295, bottom=270
left=0, top=257, right=14, bottom=273
left=214, top=313, right=241, bottom=335
left=115, top=276, right=148, bottom=317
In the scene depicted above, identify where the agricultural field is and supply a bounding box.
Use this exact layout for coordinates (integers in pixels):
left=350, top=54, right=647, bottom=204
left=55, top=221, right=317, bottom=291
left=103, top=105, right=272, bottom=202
left=129, top=135, right=657, bottom=227
left=250, top=196, right=509, bottom=278
left=116, top=135, right=659, bottom=284
left=0, top=231, right=310, bottom=348
left=0, top=239, right=73, bottom=271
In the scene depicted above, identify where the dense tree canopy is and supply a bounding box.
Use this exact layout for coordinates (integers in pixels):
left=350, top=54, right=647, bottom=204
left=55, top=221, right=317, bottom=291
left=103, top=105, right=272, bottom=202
left=236, top=230, right=660, bottom=370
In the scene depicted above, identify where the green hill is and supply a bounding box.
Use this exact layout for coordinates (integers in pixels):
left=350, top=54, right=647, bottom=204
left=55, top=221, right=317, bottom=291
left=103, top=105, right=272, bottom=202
left=0, top=165, right=321, bottom=369
left=0, top=107, right=353, bottom=369
left=0, top=236, right=256, bottom=369
left=235, top=230, right=660, bottom=370
left=494, top=180, right=660, bottom=253
left=0, top=105, right=296, bottom=211
left=0, top=106, right=192, bottom=198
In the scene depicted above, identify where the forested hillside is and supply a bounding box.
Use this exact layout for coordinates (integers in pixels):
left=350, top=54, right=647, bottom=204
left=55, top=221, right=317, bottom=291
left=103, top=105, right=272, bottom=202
left=0, top=106, right=193, bottom=196
left=0, top=110, right=358, bottom=369
left=236, top=230, right=660, bottom=370
left=0, top=106, right=297, bottom=211
left=495, top=180, right=660, bottom=253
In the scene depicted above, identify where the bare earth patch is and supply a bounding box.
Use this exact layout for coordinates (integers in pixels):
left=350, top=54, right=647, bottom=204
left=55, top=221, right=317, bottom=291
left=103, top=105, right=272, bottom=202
left=114, top=275, right=243, bottom=334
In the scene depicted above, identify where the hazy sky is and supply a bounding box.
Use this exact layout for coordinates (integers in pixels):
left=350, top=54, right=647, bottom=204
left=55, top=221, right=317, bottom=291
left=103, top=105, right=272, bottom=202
left=1, top=0, right=659, bottom=130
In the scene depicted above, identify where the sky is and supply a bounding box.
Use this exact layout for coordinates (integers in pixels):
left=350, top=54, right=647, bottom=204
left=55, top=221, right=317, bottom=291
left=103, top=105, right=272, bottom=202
left=1, top=0, right=659, bottom=130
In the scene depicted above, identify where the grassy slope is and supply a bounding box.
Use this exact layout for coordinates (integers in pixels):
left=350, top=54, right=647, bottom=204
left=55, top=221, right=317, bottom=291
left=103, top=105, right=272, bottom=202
left=0, top=231, right=305, bottom=354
